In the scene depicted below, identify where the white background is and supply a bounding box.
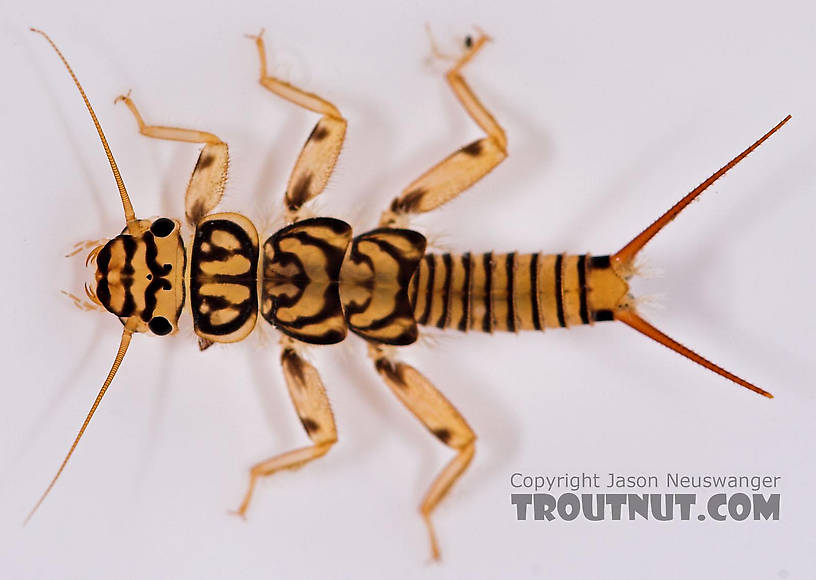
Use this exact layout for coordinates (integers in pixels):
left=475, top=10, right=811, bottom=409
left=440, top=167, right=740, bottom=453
left=1, top=0, right=814, bottom=578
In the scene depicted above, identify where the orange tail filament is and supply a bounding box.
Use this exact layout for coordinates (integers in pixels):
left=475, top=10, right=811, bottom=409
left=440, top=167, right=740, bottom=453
left=613, top=116, right=791, bottom=271
left=615, top=309, right=772, bottom=398
left=611, top=117, right=791, bottom=398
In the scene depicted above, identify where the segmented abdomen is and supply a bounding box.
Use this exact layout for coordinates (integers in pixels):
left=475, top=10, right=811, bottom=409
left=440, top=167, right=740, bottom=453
left=409, top=252, right=599, bottom=332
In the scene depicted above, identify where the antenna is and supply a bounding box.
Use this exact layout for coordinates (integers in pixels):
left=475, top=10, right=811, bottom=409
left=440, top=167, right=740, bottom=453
left=31, top=29, right=137, bottom=231
left=25, top=328, right=133, bottom=524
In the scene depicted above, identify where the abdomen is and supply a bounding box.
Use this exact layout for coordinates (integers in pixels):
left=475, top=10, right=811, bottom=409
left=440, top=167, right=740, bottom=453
left=409, top=252, right=598, bottom=332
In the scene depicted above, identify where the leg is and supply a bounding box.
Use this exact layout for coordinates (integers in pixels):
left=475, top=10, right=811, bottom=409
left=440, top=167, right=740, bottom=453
left=247, top=31, right=347, bottom=220
left=233, top=338, right=338, bottom=517
left=369, top=344, right=476, bottom=560
left=65, top=238, right=107, bottom=258
left=114, top=93, right=228, bottom=225
left=60, top=290, right=100, bottom=312
left=381, top=32, right=508, bottom=226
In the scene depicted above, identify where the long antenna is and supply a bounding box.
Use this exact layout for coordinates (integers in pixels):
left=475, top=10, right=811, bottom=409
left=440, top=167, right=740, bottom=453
left=613, top=115, right=791, bottom=268
left=30, top=29, right=137, bottom=232
left=24, top=328, right=133, bottom=525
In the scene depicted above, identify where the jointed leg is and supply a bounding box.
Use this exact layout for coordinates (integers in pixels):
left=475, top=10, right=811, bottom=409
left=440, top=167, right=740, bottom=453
left=247, top=31, right=347, bottom=220
left=114, top=93, right=228, bottom=225
left=381, top=32, right=508, bottom=226
left=233, top=338, right=338, bottom=517
left=369, top=344, right=476, bottom=560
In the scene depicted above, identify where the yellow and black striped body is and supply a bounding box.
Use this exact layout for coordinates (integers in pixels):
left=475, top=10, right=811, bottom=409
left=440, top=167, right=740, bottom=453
left=189, top=213, right=260, bottom=343
left=261, top=218, right=352, bottom=345
left=98, top=216, right=627, bottom=344
left=190, top=218, right=429, bottom=346
left=408, top=252, right=626, bottom=333
left=339, top=228, right=427, bottom=345
left=94, top=218, right=187, bottom=335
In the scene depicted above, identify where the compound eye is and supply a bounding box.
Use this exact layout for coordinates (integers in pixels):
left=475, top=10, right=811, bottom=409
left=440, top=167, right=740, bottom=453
left=150, top=218, right=175, bottom=238
left=148, top=316, right=173, bottom=336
